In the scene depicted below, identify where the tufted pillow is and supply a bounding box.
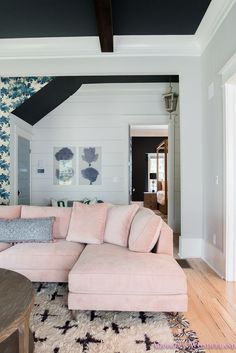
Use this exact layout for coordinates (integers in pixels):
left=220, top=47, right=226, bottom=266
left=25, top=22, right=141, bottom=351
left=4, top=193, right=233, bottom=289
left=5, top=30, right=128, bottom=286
left=104, top=204, right=139, bottom=247
left=129, top=208, right=163, bottom=253
left=67, top=202, right=109, bottom=244
left=0, top=217, right=54, bottom=243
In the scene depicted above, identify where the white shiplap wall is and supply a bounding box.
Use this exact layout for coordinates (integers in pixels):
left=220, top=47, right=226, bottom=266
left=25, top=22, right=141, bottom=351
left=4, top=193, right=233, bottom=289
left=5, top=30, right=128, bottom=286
left=31, top=83, right=176, bottom=205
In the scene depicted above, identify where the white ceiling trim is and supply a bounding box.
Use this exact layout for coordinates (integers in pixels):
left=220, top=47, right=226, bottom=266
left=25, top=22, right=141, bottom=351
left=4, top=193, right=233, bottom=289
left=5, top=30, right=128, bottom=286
left=0, top=0, right=235, bottom=60
left=0, top=35, right=199, bottom=59
left=196, top=0, right=236, bottom=53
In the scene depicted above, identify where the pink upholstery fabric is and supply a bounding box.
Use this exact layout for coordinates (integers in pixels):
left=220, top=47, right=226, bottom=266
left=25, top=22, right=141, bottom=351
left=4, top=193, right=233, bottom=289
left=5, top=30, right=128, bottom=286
left=129, top=208, right=163, bottom=252
left=21, top=205, right=72, bottom=239
left=68, top=293, right=188, bottom=312
left=67, top=202, right=108, bottom=244
left=0, top=239, right=84, bottom=271
left=69, top=243, right=187, bottom=296
left=104, top=204, right=139, bottom=247
left=0, top=243, right=12, bottom=252
left=0, top=206, right=21, bottom=219
left=155, top=222, right=174, bottom=256
left=13, top=269, right=70, bottom=283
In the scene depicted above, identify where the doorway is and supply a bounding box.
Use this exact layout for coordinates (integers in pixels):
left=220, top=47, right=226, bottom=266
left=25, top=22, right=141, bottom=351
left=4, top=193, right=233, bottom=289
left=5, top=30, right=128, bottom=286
left=131, top=135, right=167, bottom=203
left=130, top=123, right=181, bottom=257
left=17, top=136, right=31, bottom=205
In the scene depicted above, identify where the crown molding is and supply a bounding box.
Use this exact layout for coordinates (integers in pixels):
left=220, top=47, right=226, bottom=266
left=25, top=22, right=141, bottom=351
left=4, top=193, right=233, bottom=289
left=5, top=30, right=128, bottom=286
left=0, top=35, right=199, bottom=60
left=196, top=0, right=236, bottom=53
left=0, top=0, right=234, bottom=62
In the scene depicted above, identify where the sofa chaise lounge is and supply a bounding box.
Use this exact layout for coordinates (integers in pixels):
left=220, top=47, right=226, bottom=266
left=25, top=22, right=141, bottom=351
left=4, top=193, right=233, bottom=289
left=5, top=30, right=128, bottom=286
left=0, top=204, right=187, bottom=313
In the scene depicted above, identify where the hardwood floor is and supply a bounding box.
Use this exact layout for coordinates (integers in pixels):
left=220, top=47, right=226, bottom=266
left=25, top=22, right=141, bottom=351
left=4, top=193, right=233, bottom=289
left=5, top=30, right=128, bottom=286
left=183, top=259, right=236, bottom=353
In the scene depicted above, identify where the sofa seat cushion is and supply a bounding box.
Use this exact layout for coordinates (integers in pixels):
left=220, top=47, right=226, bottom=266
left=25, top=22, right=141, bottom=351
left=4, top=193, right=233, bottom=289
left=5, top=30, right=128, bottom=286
left=0, top=239, right=85, bottom=271
left=0, top=243, right=12, bottom=252
left=69, top=243, right=187, bottom=296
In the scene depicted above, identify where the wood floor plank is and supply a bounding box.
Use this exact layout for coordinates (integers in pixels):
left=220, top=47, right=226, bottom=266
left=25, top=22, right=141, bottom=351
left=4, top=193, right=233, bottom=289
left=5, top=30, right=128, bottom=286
left=182, top=260, right=236, bottom=353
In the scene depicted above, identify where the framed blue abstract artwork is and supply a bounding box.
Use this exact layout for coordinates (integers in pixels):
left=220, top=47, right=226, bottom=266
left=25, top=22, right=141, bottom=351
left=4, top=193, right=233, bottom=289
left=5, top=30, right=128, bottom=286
left=79, top=147, right=102, bottom=185
left=53, top=147, right=76, bottom=185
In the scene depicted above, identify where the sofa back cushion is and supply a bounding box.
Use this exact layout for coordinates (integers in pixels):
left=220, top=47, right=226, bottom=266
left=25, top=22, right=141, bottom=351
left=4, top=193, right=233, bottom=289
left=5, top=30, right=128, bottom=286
left=0, top=205, right=21, bottom=219
left=21, top=206, right=72, bottom=239
left=0, top=217, right=54, bottom=243
left=104, top=204, right=139, bottom=247
left=66, top=202, right=109, bottom=244
left=128, top=208, right=163, bottom=253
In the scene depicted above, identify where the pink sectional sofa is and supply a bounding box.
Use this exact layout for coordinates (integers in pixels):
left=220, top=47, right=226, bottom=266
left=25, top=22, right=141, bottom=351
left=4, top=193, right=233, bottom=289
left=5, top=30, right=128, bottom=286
left=0, top=205, right=187, bottom=313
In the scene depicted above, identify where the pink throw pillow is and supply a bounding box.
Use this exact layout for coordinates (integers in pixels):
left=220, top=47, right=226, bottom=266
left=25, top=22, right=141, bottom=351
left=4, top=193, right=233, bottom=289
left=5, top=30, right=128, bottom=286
left=129, top=208, right=163, bottom=252
left=66, top=202, right=109, bottom=244
left=104, top=204, right=139, bottom=247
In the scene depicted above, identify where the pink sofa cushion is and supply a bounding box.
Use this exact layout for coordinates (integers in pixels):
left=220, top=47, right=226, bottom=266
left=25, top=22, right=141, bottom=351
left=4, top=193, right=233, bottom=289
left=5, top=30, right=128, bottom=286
left=104, top=204, right=139, bottom=247
left=67, top=202, right=109, bottom=244
left=21, top=205, right=72, bottom=239
left=0, top=239, right=84, bottom=271
left=0, top=205, right=21, bottom=219
left=69, top=243, right=187, bottom=296
left=0, top=243, right=12, bottom=252
left=129, top=208, right=163, bottom=252
left=155, top=222, right=174, bottom=256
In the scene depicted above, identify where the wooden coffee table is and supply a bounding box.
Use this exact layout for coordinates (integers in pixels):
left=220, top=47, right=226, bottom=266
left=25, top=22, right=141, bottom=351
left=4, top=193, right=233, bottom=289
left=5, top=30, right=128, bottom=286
left=0, top=269, right=34, bottom=353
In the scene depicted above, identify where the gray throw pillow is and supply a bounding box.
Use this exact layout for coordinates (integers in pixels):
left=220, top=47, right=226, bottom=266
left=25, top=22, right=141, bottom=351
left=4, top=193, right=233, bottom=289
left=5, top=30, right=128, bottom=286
left=0, top=217, right=55, bottom=243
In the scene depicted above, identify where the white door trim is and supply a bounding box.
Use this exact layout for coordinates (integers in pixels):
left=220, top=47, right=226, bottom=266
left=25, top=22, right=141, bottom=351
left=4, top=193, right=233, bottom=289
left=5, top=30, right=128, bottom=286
left=10, top=125, right=32, bottom=205
left=220, top=52, right=236, bottom=281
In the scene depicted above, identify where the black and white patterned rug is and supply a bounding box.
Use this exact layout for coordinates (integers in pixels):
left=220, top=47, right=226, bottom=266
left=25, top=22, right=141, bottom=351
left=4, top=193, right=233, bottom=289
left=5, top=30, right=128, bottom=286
left=31, top=283, right=204, bottom=353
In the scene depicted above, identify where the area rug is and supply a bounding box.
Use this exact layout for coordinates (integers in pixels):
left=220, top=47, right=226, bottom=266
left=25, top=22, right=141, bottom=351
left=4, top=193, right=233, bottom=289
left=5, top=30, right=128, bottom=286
left=31, top=283, right=204, bottom=353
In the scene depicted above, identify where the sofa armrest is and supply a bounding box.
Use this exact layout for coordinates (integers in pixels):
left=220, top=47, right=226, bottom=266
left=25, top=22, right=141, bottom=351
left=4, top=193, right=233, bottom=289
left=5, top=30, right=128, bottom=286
left=154, top=222, right=173, bottom=256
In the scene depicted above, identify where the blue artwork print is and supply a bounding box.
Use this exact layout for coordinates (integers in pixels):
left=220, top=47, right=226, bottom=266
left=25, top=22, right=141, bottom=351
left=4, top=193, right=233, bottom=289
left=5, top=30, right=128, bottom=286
left=54, top=147, right=76, bottom=185
left=55, top=147, right=74, bottom=161
left=81, top=167, right=99, bottom=185
left=79, top=147, right=101, bottom=185
left=82, top=147, right=98, bottom=166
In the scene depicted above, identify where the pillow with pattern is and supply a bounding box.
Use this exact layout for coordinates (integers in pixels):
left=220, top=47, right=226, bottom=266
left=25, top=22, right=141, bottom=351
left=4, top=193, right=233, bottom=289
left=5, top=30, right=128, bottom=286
left=0, top=217, right=55, bottom=243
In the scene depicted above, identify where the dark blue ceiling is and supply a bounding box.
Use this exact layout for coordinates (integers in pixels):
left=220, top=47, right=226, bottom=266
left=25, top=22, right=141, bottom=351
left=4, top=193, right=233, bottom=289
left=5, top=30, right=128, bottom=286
left=13, top=75, right=179, bottom=125
left=1, top=0, right=211, bottom=38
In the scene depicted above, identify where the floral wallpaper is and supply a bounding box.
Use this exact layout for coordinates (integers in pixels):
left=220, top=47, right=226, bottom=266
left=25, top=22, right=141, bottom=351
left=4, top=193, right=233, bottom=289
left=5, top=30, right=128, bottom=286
left=0, top=77, right=51, bottom=205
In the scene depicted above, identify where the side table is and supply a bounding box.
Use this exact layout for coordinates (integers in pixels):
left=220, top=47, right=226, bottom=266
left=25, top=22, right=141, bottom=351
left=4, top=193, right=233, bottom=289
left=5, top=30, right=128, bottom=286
left=143, top=192, right=157, bottom=210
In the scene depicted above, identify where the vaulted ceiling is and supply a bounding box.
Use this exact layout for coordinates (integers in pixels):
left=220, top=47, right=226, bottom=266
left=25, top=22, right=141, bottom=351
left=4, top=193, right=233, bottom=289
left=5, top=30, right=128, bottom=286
left=1, top=0, right=211, bottom=52
left=6, top=1, right=209, bottom=123
left=13, top=75, right=179, bottom=125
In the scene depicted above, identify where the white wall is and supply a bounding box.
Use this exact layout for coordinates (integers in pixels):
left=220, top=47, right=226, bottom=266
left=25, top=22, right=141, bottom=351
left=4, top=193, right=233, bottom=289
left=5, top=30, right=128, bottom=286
left=2, top=54, right=203, bottom=258
left=10, top=113, right=33, bottom=205
left=31, top=83, right=172, bottom=205
left=202, top=3, right=236, bottom=276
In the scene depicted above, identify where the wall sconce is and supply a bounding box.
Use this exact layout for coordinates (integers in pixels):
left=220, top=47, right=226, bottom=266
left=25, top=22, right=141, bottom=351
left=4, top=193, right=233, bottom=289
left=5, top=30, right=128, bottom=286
left=163, top=81, right=178, bottom=113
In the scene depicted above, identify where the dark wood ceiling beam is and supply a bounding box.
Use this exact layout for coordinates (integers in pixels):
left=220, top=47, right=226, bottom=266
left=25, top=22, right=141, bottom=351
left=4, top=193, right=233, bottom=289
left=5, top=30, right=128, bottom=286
left=94, top=0, right=113, bottom=52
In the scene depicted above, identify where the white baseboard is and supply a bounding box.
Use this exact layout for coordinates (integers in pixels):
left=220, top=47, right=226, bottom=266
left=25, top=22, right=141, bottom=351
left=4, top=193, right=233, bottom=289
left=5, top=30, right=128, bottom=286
left=179, top=237, right=226, bottom=278
left=179, top=237, right=202, bottom=258
left=201, top=239, right=225, bottom=279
